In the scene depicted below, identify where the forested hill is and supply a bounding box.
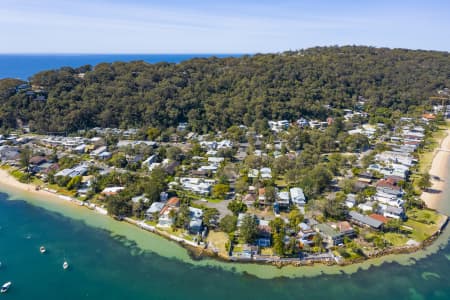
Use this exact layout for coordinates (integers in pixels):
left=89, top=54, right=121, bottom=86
left=1, top=46, right=449, bottom=133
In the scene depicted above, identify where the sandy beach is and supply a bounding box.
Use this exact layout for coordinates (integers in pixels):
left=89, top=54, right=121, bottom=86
left=421, top=128, right=450, bottom=210
left=0, top=168, right=67, bottom=203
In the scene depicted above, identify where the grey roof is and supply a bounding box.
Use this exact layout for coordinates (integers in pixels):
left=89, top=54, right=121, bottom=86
left=349, top=211, right=383, bottom=229
left=384, top=205, right=404, bottom=215
left=146, top=202, right=165, bottom=214
left=315, top=223, right=342, bottom=238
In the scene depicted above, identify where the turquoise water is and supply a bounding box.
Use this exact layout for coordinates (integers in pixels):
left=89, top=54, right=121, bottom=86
left=0, top=54, right=243, bottom=79
left=0, top=190, right=449, bottom=299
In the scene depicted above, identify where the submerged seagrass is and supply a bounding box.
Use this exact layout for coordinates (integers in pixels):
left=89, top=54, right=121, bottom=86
left=0, top=187, right=450, bottom=299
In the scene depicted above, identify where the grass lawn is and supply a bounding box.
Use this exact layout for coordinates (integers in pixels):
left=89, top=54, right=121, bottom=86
left=275, top=177, right=287, bottom=188
left=145, top=220, right=157, bottom=226
left=179, top=190, right=224, bottom=203
left=408, top=208, right=441, bottom=225
left=418, top=122, right=450, bottom=173
left=232, top=244, right=243, bottom=253
left=383, top=232, right=409, bottom=247
left=405, top=219, right=440, bottom=242
left=45, top=183, right=77, bottom=197
left=260, top=247, right=274, bottom=256
left=207, top=231, right=229, bottom=256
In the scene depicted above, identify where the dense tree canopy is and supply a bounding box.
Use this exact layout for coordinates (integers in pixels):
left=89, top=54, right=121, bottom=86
left=1, top=46, right=449, bottom=133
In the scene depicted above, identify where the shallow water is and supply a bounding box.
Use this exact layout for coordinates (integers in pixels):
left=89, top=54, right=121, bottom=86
left=0, top=188, right=450, bottom=299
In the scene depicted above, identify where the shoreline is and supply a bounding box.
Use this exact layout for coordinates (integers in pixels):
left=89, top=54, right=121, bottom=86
left=421, top=126, right=450, bottom=211
left=0, top=167, right=449, bottom=274
left=0, top=168, right=72, bottom=204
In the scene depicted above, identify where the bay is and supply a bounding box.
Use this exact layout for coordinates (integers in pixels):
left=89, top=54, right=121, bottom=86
left=0, top=189, right=449, bottom=299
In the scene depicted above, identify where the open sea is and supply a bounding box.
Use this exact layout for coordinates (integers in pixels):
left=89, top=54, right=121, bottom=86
left=0, top=55, right=449, bottom=299
left=0, top=54, right=242, bottom=80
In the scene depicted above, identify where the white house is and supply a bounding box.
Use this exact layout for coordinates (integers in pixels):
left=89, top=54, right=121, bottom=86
left=268, top=120, right=290, bottom=132
left=277, top=191, right=290, bottom=207
left=290, top=187, right=306, bottom=207
left=260, top=167, right=272, bottom=179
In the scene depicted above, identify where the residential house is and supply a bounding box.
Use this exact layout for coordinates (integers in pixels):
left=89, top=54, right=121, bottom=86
left=145, top=202, right=165, bottom=220
left=381, top=205, right=405, bottom=220
left=256, top=219, right=272, bottom=247
left=268, top=120, right=290, bottom=132
left=188, top=206, right=204, bottom=234
left=179, top=177, right=213, bottom=195
left=330, top=221, right=355, bottom=239
left=55, top=164, right=88, bottom=178
left=290, top=187, right=306, bottom=208
left=297, top=223, right=316, bottom=246
left=348, top=211, right=384, bottom=230
left=142, top=155, right=158, bottom=169
left=243, top=193, right=257, bottom=207
left=131, top=195, right=150, bottom=204
left=358, top=201, right=377, bottom=212
left=90, top=146, right=108, bottom=158
left=345, top=193, right=357, bottom=208
left=376, top=178, right=403, bottom=196
left=314, top=223, right=344, bottom=246
left=158, top=197, right=181, bottom=227
left=258, top=188, right=268, bottom=206
left=277, top=191, right=290, bottom=208
left=260, top=167, right=272, bottom=179
left=101, top=186, right=125, bottom=196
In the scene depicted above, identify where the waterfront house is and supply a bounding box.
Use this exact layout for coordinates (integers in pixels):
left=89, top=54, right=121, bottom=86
left=381, top=205, right=405, bottom=220
left=188, top=206, right=204, bottom=234
left=298, top=223, right=316, bottom=246
left=314, top=223, right=344, bottom=246
left=158, top=208, right=176, bottom=227
left=145, top=202, right=165, bottom=219
left=330, top=221, right=355, bottom=238
left=101, top=186, right=125, bottom=196
left=55, top=164, right=88, bottom=178
left=348, top=211, right=384, bottom=230
left=256, top=219, right=272, bottom=247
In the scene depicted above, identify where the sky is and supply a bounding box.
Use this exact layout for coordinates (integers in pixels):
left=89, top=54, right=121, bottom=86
left=1, top=0, right=450, bottom=54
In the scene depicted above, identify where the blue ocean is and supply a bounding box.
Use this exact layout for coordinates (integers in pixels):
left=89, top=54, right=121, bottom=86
left=0, top=54, right=242, bottom=80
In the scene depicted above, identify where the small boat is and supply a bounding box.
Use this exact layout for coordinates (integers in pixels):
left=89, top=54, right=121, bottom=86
left=63, top=261, right=69, bottom=270
left=1, top=282, right=11, bottom=293
left=40, top=246, right=46, bottom=254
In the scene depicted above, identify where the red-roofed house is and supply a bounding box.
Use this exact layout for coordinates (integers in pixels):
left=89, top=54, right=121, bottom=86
left=369, top=214, right=389, bottom=224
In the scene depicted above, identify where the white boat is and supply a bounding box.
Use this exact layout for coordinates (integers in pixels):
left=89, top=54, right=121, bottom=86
left=40, top=246, right=46, bottom=254
left=1, top=282, right=11, bottom=293
left=63, top=261, right=69, bottom=270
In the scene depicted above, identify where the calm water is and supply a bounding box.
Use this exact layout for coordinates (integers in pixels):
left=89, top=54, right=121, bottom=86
left=0, top=54, right=242, bottom=79
left=0, top=190, right=449, bottom=300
